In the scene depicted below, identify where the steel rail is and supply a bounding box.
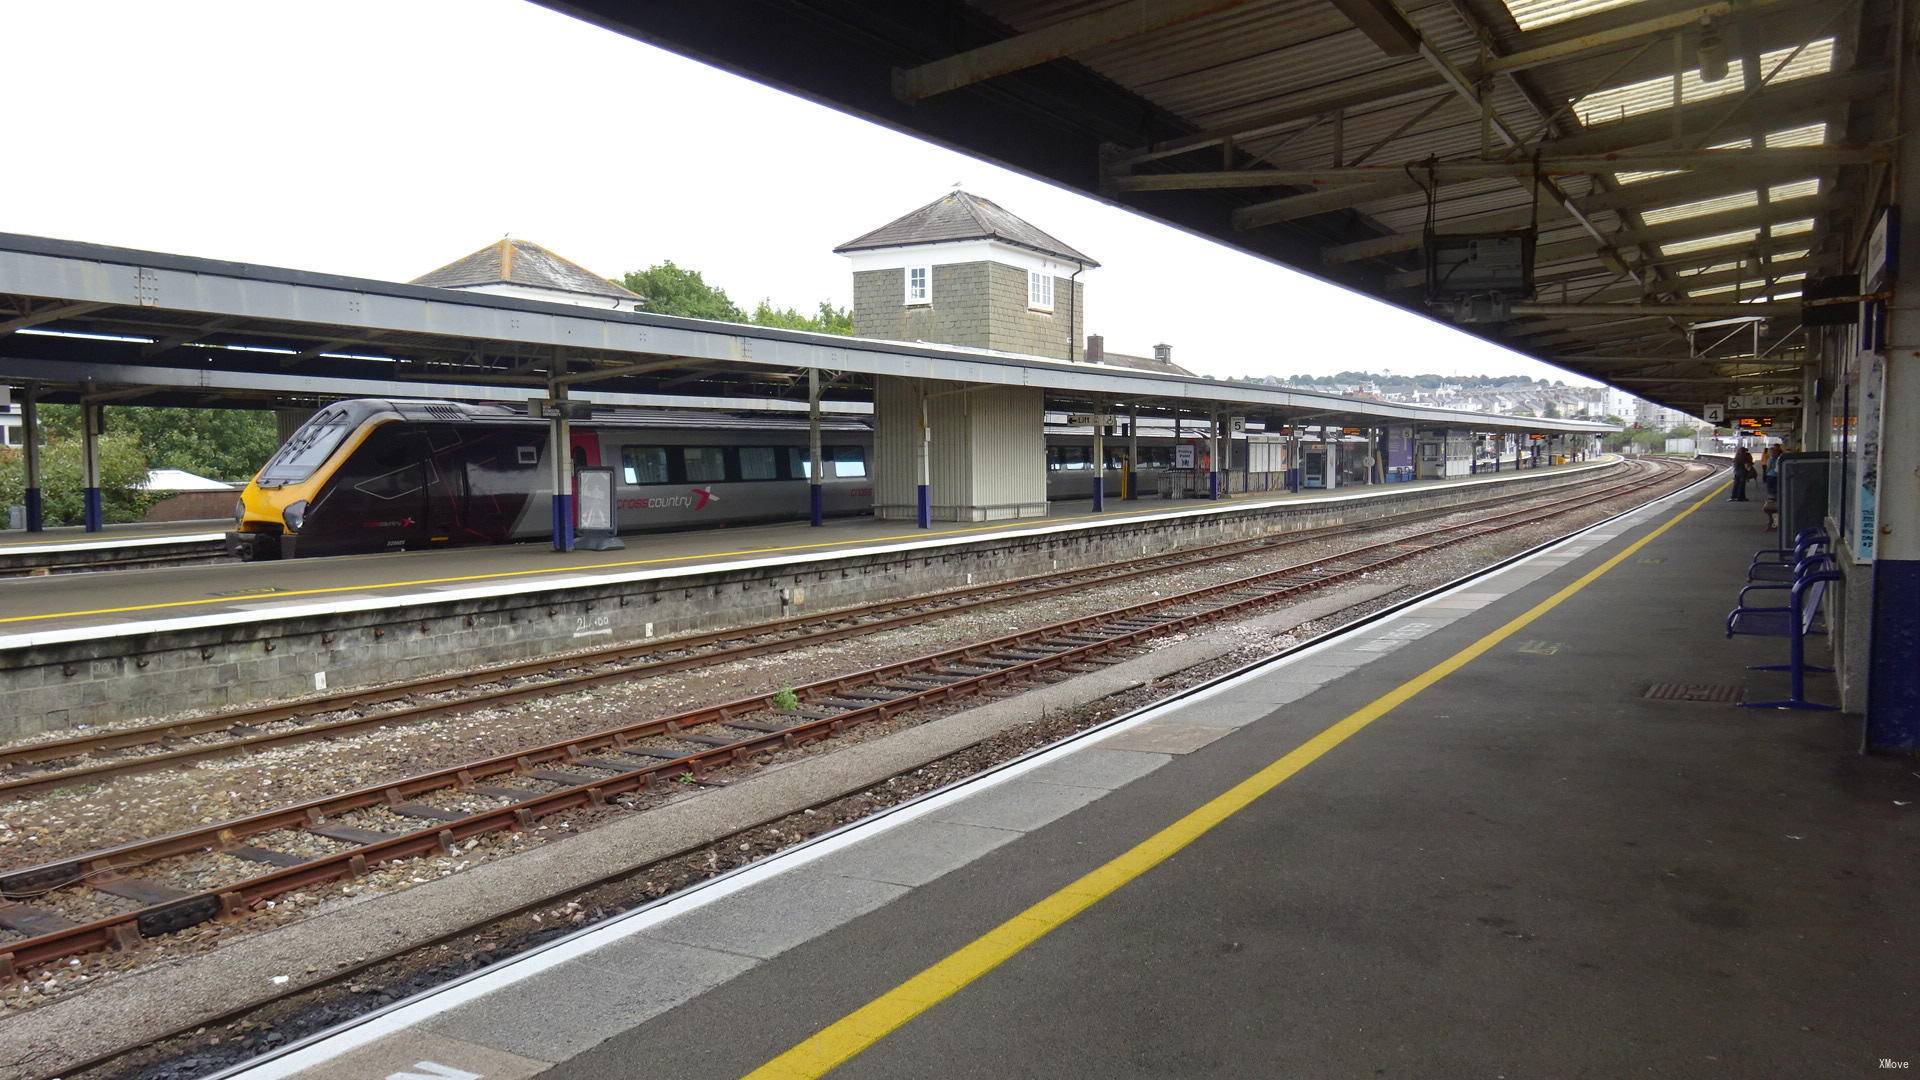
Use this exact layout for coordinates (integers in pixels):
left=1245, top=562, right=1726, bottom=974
left=0, top=464, right=1637, bottom=791
left=0, top=459, right=1693, bottom=976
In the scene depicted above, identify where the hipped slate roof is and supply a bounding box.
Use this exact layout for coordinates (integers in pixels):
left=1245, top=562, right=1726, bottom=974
left=835, top=190, right=1098, bottom=266
left=412, top=239, right=640, bottom=301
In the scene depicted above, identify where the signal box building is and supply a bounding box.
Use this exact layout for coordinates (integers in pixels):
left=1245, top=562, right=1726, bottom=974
left=837, top=191, right=1103, bottom=523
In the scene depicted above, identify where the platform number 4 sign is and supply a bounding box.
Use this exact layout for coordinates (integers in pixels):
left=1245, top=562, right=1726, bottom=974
left=1703, top=404, right=1725, bottom=424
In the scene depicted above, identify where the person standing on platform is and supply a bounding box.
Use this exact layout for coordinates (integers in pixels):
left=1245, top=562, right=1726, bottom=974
left=1760, top=446, right=1782, bottom=530
left=1731, top=445, right=1755, bottom=502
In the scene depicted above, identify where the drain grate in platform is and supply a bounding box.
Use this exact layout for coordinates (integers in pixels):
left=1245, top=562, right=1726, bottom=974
left=1645, top=683, right=1744, bottom=703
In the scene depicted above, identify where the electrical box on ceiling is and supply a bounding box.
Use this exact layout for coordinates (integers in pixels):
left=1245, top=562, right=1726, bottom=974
left=1426, top=231, right=1535, bottom=301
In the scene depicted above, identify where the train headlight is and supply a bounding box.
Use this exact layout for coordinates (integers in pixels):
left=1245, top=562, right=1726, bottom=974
left=282, top=500, right=309, bottom=532
left=232, top=499, right=245, bottom=523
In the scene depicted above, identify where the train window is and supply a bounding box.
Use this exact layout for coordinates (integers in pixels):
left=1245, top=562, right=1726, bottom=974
left=684, top=446, right=728, bottom=483
left=1052, top=446, right=1091, bottom=471
left=829, top=445, right=866, bottom=479
left=621, top=446, right=669, bottom=485
left=258, top=413, right=354, bottom=484
left=787, top=447, right=815, bottom=480
left=739, top=446, right=779, bottom=482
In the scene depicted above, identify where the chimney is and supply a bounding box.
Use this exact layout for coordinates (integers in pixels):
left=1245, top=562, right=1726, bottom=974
left=1152, top=343, right=1172, bottom=364
left=1085, top=334, right=1105, bottom=363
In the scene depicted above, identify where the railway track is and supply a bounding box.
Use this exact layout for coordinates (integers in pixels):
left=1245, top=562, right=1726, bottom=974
left=0, top=458, right=1699, bottom=976
left=0, top=462, right=1648, bottom=799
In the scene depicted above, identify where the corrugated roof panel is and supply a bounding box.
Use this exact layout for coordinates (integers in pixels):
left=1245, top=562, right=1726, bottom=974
left=1771, top=218, right=1815, bottom=237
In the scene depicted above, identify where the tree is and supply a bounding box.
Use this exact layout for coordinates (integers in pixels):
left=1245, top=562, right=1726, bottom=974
left=0, top=431, right=154, bottom=526
left=747, top=299, right=854, bottom=336
left=27, top=404, right=277, bottom=484
left=1542, top=400, right=1562, bottom=418
left=619, top=261, right=745, bottom=322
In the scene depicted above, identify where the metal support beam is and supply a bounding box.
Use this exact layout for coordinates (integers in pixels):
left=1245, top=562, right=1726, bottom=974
left=1328, top=0, right=1421, bottom=56
left=892, top=0, right=1254, bottom=102
left=1334, top=192, right=1836, bottom=265
left=551, top=356, right=691, bottom=387
left=1509, top=301, right=1800, bottom=317
left=1482, top=0, right=1814, bottom=77
left=1111, top=146, right=1880, bottom=197
left=0, top=301, right=107, bottom=336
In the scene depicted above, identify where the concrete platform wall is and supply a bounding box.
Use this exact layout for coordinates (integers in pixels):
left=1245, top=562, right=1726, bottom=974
left=0, top=463, right=1622, bottom=737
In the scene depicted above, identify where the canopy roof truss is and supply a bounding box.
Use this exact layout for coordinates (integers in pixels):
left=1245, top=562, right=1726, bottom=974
left=544, top=0, right=1897, bottom=416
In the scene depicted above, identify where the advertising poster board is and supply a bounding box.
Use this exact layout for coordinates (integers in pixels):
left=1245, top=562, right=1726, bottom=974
left=1385, top=425, right=1414, bottom=482
left=574, top=467, right=624, bottom=551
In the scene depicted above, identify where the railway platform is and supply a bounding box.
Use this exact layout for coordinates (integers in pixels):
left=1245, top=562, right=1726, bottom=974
left=0, top=463, right=1596, bottom=640
left=222, top=466, right=1920, bottom=1079
left=0, top=518, right=226, bottom=575
left=0, top=460, right=1622, bottom=735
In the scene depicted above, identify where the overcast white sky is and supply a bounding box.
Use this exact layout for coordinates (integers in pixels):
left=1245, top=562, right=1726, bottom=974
left=4, top=0, right=1598, bottom=385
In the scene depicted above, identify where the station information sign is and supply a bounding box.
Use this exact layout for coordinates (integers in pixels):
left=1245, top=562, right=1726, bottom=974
left=1728, top=392, right=1802, bottom=412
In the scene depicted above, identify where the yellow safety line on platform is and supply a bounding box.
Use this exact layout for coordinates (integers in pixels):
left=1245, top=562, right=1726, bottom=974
left=742, top=477, right=1728, bottom=1080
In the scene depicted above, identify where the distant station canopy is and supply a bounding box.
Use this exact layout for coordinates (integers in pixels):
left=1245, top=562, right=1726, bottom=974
left=412, top=237, right=643, bottom=312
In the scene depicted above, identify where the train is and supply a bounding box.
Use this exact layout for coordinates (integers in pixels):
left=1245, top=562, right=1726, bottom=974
left=229, top=400, right=879, bottom=559
left=227, top=399, right=1211, bottom=559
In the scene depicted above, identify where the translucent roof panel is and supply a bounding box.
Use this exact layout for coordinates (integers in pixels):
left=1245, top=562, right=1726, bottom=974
left=1771, top=218, right=1816, bottom=237
left=1573, top=63, right=1745, bottom=126
left=1766, top=122, right=1829, bottom=148
left=1758, top=38, right=1835, bottom=83
left=1661, top=227, right=1760, bottom=257
left=1502, top=0, right=1650, bottom=31
left=1615, top=124, right=1826, bottom=186
left=1641, top=191, right=1759, bottom=226
left=1767, top=178, right=1821, bottom=203
left=1573, top=40, right=1833, bottom=128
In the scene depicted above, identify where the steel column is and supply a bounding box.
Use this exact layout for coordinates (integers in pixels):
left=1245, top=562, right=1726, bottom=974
left=21, top=385, right=40, bottom=531
left=1865, top=32, right=1920, bottom=750
left=916, top=384, right=931, bottom=529
left=1092, top=403, right=1106, bottom=513
left=1126, top=405, right=1139, bottom=500
left=548, top=386, right=574, bottom=552
left=808, top=368, right=824, bottom=527
left=80, top=399, right=102, bottom=533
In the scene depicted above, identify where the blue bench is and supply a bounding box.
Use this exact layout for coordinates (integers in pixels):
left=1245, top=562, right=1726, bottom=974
left=1726, top=562, right=1842, bottom=711
left=1748, top=528, right=1827, bottom=583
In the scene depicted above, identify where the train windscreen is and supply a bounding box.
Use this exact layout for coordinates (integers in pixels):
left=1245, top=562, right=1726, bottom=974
left=257, top=412, right=355, bottom=486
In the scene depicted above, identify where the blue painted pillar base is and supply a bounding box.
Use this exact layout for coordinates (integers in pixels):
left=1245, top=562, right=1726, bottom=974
left=83, top=488, right=103, bottom=533
left=1285, top=468, right=1299, bottom=493
left=1867, top=557, right=1920, bottom=751
left=1093, top=477, right=1105, bottom=513
left=809, top=484, right=824, bottom=527
left=24, top=487, right=42, bottom=532
left=551, top=493, right=575, bottom=552
left=1208, top=471, right=1220, bottom=499
left=916, top=484, right=930, bottom=529
left=1124, top=469, right=1137, bottom=501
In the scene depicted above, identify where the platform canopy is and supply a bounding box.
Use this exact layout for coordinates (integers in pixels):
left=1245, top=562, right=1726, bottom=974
left=535, top=0, right=1889, bottom=418
left=0, top=232, right=1608, bottom=436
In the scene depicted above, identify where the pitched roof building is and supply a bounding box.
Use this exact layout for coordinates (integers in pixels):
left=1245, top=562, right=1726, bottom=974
left=413, top=238, right=643, bottom=311
left=835, top=190, right=1098, bottom=266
